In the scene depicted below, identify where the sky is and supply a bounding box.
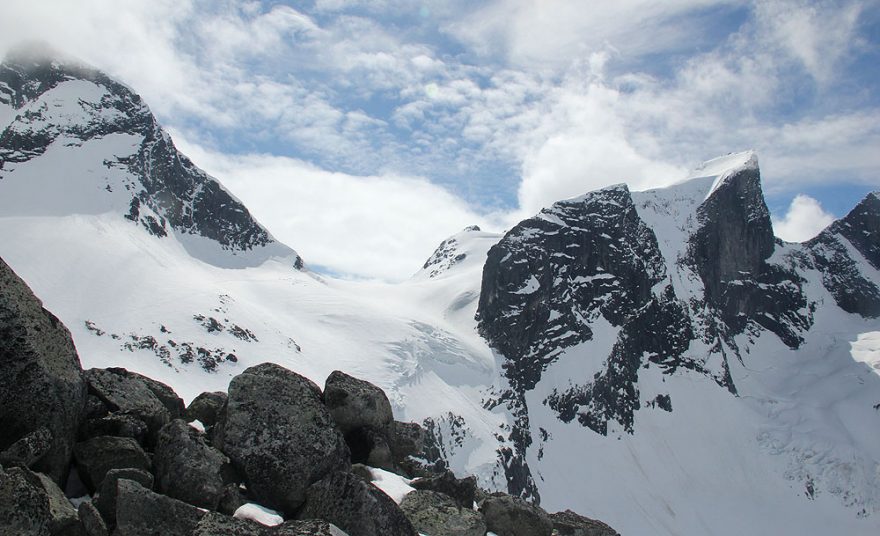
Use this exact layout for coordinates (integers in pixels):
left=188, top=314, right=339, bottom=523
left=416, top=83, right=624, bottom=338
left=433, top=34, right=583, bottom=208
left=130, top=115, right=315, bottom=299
left=1, top=0, right=879, bottom=280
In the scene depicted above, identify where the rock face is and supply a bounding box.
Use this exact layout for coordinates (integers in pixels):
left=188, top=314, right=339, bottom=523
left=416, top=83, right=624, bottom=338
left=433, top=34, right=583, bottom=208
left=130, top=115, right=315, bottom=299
left=213, top=363, right=350, bottom=515
left=0, top=256, right=87, bottom=485
left=297, top=471, right=417, bottom=536
left=400, top=490, right=486, bottom=536
left=0, top=45, right=302, bottom=268
left=472, top=153, right=860, bottom=503
left=153, top=419, right=236, bottom=510
left=476, top=184, right=667, bottom=499
left=807, top=192, right=880, bottom=317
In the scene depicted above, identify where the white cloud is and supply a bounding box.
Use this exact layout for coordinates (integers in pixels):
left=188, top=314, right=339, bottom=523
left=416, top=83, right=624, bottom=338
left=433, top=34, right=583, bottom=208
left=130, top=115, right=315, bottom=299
left=753, top=0, right=863, bottom=84
left=1, top=0, right=877, bottom=279
left=445, top=0, right=744, bottom=67
left=170, top=132, right=500, bottom=281
left=771, top=194, right=836, bottom=242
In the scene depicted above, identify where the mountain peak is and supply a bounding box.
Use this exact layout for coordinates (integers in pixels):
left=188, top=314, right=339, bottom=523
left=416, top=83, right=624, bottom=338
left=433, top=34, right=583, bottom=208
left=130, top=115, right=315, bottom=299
left=0, top=49, right=302, bottom=270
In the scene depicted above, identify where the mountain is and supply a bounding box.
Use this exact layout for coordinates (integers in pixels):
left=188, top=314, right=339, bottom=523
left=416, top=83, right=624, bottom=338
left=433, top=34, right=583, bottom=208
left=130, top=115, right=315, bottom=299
left=0, top=44, right=300, bottom=269
left=2, top=48, right=880, bottom=535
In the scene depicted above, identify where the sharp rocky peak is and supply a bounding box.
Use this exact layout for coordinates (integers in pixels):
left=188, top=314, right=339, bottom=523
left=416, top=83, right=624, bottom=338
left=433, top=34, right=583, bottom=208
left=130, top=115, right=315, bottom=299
left=474, top=152, right=833, bottom=499
left=0, top=45, right=302, bottom=270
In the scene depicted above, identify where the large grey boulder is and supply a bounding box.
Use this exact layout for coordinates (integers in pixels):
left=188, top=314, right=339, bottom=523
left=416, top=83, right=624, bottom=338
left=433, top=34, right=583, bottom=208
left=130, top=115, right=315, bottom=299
left=550, top=509, right=620, bottom=536
left=389, top=421, right=425, bottom=462
left=185, top=391, right=227, bottom=429
left=410, top=470, right=477, bottom=509
left=72, top=436, right=151, bottom=492
left=78, top=500, right=109, bottom=536
left=0, top=426, right=53, bottom=469
left=192, top=512, right=348, bottom=536
left=83, top=368, right=183, bottom=446
left=154, top=419, right=236, bottom=510
left=79, top=413, right=148, bottom=446
left=92, top=467, right=154, bottom=527
left=114, top=478, right=205, bottom=536
left=0, top=465, right=83, bottom=535
left=479, top=493, right=553, bottom=536
left=297, top=471, right=417, bottom=536
left=0, top=257, right=87, bottom=485
left=400, top=490, right=485, bottom=536
left=0, top=465, right=51, bottom=534
left=212, top=363, right=350, bottom=516
left=323, top=371, right=393, bottom=435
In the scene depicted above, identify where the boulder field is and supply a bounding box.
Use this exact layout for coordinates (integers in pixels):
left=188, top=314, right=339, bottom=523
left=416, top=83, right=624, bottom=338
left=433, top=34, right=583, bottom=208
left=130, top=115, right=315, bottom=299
left=1, top=256, right=617, bottom=536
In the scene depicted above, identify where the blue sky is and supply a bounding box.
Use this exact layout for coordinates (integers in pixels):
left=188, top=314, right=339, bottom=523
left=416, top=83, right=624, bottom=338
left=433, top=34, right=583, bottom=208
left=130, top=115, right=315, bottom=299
left=2, top=0, right=879, bottom=280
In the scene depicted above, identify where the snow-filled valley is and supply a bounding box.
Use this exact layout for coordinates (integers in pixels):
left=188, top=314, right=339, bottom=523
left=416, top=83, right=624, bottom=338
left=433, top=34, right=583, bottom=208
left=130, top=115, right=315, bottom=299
left=2, top=50, right=880, bottom=535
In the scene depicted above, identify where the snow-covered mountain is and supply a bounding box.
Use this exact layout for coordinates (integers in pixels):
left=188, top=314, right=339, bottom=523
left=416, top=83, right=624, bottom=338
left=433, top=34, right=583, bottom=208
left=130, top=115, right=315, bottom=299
left=2, top=48, right=880, bottom=535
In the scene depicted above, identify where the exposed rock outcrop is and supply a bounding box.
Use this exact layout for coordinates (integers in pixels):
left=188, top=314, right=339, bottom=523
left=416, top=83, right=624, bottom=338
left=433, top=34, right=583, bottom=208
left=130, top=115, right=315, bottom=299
left=479, top=493, right=553, bottom=536
left=297, top=471, right=417, bottom=536
left=72, top=436, right=151, bottom=492
left=400, top=489, right=485, bottom=536
left=153, top=419, right=237, bottom=510
left=0, top=256, right=87, bottom=485
left=213, top=363, right=350, bottom=516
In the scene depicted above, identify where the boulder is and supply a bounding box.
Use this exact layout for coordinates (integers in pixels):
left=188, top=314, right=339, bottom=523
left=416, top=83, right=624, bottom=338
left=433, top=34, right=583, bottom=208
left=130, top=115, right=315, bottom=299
left=389, top=421, right=425, bottom=461
left=72, top=436, right=151, bottom=492
left=550, top=509, right=620, bottom=536
left=0, top=465, right=51, bottom=534
left=400, top=490, right=485, bottom=536
left=0, top=256, right=87, bottom=485
left=83, top=368, right=182, bottom=446
left=297, top=471, right=417, bottom=536
left=213, top=363, right=350, bottom=516
left=410, top=471, right=477, bottom=509
left=30, top=469, right=84, bottom=535
left=185, top=391, right=227, bottom=429
left=479, top=493, right=553, bottom=536
left=193, top=512, right=349, bottom=536
left=84, top=395, right=109, bottom=419
left=114, top=478, right=205, bottom=536
left=0, top=465, right=83, bottom=535
left=350, top=463, right=374, bottom=482
left=79, top=413, right=148, bottom=445
left=274, top=520, right=351, bottom=536
left=0, top=426, right=53, bottom=469
left=323, top=371, right=393, bottom=435
left=78, top=501, right=109, bottom=536
left=191, top=512, right=270, bottom=536
left=93, top=467, right=154, bottom=527
left=344, top=427, right=394, bottom=469
left=154, top=419, right=237, bottom=510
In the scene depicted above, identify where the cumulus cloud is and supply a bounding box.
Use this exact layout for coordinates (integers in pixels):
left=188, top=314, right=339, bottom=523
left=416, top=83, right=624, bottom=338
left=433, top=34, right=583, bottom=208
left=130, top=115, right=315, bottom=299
left=771, top=194, right=836, bottom=242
